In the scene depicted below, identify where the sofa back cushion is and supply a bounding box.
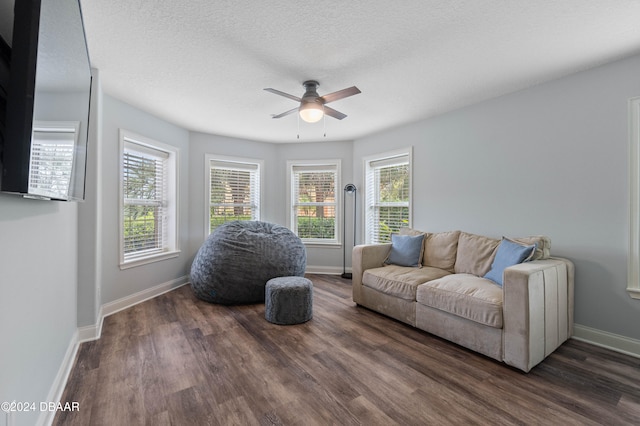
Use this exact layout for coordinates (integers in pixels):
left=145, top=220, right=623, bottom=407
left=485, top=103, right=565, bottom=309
left=454, top=232, right=500, bottom=276
left=399, top=229, right=550, bottom=274
left=511, top=235, right=551, bottom=260
left=398, top=227, right=428, bottom=238
left=423, top=230, right=460, bottom=272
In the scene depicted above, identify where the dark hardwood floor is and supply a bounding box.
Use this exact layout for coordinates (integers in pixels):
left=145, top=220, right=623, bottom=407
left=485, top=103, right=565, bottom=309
left=54, top=274, right=640, bottom=425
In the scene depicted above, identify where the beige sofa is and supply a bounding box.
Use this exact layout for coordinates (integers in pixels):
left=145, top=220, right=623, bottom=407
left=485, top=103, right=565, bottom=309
left=352, top=229, right=574, bottom=372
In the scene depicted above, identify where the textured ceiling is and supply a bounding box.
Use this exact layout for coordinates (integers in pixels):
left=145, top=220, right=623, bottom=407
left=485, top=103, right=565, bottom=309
left=80, top=0, right=640, bottom=143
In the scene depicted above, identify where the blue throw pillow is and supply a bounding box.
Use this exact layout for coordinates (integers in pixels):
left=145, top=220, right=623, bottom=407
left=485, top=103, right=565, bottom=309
left=484, top=238, right=536, bottom=286
left=385, top=234, right=425, bottom=267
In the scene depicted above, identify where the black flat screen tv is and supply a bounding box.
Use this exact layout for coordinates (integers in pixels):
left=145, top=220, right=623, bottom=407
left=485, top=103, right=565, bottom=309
left=0, top=0, right=92, bottom=201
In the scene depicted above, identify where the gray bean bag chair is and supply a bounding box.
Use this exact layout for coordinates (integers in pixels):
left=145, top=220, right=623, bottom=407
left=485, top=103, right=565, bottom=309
left=190, top=221, right=307, bottom=304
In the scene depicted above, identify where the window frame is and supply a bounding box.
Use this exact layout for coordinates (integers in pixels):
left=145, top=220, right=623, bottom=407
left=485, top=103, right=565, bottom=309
left=28, top=120, right=80, bottom=200
left=363, top=147, right=413, bottom=244
left=287, top=159, right=341, bottom=246
left=628, top=96, right=640, bottom=299
left=205, top=154, right=263, bottom=238
left=118, top=129, right=180, bottom=269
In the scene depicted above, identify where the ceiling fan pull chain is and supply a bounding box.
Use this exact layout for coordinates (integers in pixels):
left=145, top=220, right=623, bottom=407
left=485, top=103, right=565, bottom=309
left=323, top=104, right=326, bottom=137
left=297, top=113, right=300, bottom=139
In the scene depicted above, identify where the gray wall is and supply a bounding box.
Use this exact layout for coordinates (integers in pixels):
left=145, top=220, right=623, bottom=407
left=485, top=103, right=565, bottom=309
left=188, top=132, right=281, bottom=259
left=4, top=47, right=640, bottom=426
left=188, top=132, right=354, bottom=273
left=0, top=78, right=94, bottom=426
left=97, top=95, right=191, bottom=304
left=0, top=196, right=78, bottom=426
left=275, top=141, right=354, bottom=273
left=354, top=53, right=640, bottom=340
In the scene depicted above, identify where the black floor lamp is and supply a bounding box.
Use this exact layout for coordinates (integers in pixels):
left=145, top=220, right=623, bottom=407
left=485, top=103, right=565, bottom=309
left=342, top=184, right=357, bottom=279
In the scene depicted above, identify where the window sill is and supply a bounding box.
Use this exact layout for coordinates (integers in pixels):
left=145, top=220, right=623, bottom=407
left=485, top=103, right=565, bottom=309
left=120, top=249, right=181, bottom=270
left=627, top=287, right=640, bottom=300
left=302, top=241, right=341, bottom=248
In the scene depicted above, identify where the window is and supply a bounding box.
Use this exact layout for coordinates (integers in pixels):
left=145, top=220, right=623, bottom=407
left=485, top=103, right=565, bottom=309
left=207, top=155, right=261, bottom=235
left=288, top=160, right=340, bottom=244
left=119, top=130, right=179, bottom=268
left=28, top=121, right=79, bottom=200
left=365, top=148, right=412, bottom=244
left=628, top=97, right=640, bottom=300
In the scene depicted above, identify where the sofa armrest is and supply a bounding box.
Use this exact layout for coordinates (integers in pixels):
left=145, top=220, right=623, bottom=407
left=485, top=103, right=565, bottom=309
left=502, top=257, right=575, bottom=372
left=352, top=243, right=391, bottom=304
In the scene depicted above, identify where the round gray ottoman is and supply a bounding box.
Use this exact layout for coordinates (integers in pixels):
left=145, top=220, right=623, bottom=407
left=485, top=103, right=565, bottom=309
left=265, top=276, right=313, bottom=325
left=190, top=221, right=307, bottom=305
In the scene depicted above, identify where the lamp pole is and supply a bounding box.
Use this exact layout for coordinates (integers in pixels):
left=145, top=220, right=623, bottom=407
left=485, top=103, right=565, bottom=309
left=342, top=184, right=357, bottom=279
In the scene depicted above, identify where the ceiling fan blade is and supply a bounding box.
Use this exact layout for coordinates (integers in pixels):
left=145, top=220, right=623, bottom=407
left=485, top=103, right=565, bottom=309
left=271, top=107, right=298, bottom=119
left=264, top=88, right=301, bottom=102
left=323, top=106, right=347, bottom=120
left=320, top=86, right=361, bottom=104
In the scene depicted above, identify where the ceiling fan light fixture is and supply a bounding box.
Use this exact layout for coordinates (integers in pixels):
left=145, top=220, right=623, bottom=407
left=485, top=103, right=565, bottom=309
left=265, top=80, right=360, bottom=123
left=299, top=101, right=324, bottom=123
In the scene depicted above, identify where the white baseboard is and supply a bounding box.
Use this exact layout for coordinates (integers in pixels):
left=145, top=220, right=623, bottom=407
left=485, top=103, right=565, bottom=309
left=37, top=330, right=80, bottom=426
left=306, top=265, right=349, bottom=275
left=77, top=275, right=189, bottom=343
left=101, top=275, right=189, bottom=318
left=77, top=306, right=104, bottom=343
left=41, top=276, right=189, bottom=425
left=572, top=323, right=640, bottom=359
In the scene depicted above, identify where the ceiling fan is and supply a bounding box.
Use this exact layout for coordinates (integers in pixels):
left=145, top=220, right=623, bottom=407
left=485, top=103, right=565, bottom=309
left=264, top=80, right=361, bottom=123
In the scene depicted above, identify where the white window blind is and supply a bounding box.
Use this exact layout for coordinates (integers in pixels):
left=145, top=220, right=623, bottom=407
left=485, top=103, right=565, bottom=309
left=366, top=153, right=411, bottom=243
left=28, top=123, right=79, bottom=200
left=291, top=163, right=338, bottom=242
left=122, top=141, right=169, bottom=259
left=209, top=159, right=260, bottom=234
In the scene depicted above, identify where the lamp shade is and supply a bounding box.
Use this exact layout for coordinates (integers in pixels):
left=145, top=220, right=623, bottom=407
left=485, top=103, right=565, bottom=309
left=344, top=183, right=356, bottom=194
left=299, top=101, right=324, bottom=123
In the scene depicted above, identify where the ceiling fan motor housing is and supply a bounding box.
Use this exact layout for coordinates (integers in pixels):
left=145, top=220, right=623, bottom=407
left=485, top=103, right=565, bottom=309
left=301, top=80, right=322, bottom=104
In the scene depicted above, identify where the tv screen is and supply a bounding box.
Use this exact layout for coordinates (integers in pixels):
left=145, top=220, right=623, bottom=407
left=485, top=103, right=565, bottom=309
left=0, top=0, right=92, bottom=201
left=0, top=35, right=8, bottom=146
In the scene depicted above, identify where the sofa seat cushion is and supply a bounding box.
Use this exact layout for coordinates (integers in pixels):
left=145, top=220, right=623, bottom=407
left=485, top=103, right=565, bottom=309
left=363, top=265, right=451, bottom=301
left=416, top=274, right=504, bottom=328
